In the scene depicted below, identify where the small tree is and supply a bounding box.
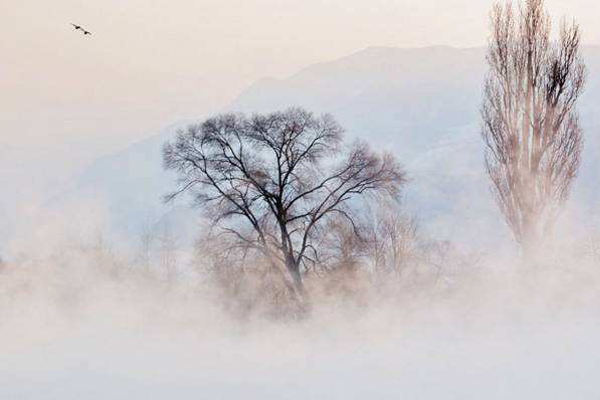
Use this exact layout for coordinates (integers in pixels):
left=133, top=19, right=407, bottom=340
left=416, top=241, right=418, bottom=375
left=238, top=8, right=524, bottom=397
left=163, top=108, right=405, bottom=303
left=481, top=0, right=586, bottom=259
left=366, top=202, right=418, bottom=277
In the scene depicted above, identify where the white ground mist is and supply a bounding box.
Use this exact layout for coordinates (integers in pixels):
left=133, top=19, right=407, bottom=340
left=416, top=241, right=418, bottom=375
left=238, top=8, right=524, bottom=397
left=2, top=206, right=600, bottom=399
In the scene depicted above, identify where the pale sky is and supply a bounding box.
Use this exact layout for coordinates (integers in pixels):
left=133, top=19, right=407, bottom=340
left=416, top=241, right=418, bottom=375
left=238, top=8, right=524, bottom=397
left=1, top=0, right=599, bottom=150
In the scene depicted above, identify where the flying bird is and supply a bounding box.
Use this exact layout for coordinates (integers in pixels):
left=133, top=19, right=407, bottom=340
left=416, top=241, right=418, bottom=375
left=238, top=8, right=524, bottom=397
left=70, top=23, right=91, bottom=36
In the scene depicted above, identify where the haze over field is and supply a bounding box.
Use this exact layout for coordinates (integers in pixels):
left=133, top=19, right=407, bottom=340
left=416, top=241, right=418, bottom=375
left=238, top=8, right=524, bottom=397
left=2, top=0, right=600, bottom=398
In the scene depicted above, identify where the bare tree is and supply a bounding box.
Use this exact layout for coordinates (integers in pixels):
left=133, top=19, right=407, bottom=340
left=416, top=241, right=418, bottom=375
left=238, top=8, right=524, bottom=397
left=316, top=215, right=369, bottom=273
left=137, top=217, right=155, bottom=271
left=482, top=0, right=586, bottom=259
left=366, top=202, right=418, bottom=277
left=163, top=108, right=405, bottom=304
left=196, top=230, right=292, bottom=317
left=157, top=221, right=179, bottom=281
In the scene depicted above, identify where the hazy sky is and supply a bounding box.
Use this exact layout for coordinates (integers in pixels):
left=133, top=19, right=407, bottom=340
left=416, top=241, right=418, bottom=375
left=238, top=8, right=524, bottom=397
left=2, top=0, right=599, bottom=149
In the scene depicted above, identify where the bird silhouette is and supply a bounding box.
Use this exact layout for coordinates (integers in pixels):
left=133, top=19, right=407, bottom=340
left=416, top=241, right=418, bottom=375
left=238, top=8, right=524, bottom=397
left=70, top=23, right=91, bottom=36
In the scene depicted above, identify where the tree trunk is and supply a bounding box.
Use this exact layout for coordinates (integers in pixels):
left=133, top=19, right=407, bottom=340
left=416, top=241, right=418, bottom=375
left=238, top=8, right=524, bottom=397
left=283, top=256, right=311, bottom=315
left=285, top=257, right=306, bottom=296
left=521, top=214, right=539, bottom=264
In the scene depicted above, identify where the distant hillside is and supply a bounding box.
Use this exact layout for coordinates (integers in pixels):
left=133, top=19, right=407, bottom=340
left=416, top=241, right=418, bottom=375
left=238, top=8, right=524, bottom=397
left=53, top=45, right=600, bottom=249
left=231, top=46, right=486, bottom=159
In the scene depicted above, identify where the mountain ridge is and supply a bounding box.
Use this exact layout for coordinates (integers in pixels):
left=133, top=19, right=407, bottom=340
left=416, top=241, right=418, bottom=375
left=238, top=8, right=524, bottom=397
left=49, top=45, right=600, bottom=251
